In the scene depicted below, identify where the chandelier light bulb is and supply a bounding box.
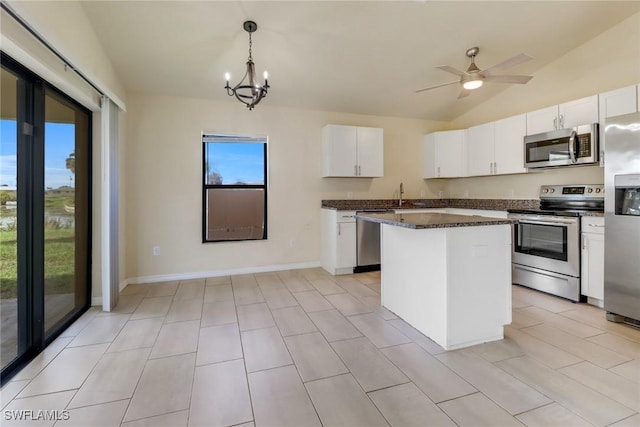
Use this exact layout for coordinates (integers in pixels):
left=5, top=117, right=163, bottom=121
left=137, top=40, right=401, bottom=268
left=263, top=71, right=269, bottom=80
left=224, top=72, right=231, bottom=82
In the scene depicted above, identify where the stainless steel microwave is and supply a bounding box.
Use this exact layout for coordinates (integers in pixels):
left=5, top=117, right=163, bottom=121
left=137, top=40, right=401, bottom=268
left=524, top=123, right=599, bottom=169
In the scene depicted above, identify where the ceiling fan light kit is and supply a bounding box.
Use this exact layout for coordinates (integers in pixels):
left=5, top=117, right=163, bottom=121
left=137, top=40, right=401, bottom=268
left=224, top=20, right=270, bottom=110
left=416, top=46, right=533, bottom=98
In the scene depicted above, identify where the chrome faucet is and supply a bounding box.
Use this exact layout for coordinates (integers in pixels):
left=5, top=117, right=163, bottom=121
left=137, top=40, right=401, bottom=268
left=399, top=182, right=404, bottom=207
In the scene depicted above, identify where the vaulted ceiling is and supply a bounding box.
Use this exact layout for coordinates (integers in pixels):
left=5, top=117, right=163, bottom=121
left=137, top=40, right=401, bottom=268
left=81, top=1, right=639, bottom=121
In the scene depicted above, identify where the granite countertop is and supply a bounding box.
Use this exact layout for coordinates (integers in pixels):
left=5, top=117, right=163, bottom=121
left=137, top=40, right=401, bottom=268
left=355, top=212, right=518, bottom=229
left=322, top=198, right=541, bottom=212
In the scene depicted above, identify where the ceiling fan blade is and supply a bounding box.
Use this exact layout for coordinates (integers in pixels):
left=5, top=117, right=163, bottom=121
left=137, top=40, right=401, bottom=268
left=436, top=65, right=466, bottom=77
left=415, top=81, right=459, bottom=93
left=484, top=74, right=533, bottom=84
left=458, top=89, right=471, bottom=99
left=482, top=53, right=532, bottom=76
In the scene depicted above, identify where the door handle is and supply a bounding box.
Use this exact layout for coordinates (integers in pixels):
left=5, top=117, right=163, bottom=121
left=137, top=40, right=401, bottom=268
left=569, top=129, right=578, bottom=164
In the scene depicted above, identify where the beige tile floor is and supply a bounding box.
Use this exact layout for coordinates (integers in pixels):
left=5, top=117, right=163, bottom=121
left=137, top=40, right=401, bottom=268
left=1, top=268, right=639, bottom=427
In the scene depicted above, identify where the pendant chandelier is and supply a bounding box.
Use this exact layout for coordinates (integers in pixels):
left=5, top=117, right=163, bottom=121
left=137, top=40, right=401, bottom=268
left=224, top=20, right=270, bottom=110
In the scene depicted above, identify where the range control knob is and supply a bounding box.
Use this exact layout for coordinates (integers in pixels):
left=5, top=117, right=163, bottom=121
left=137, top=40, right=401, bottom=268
left=587, top=188, right=594, bottom=193
left=596, top=188, right=601, bottom=193
left=549, top=188, right=555, bottom=193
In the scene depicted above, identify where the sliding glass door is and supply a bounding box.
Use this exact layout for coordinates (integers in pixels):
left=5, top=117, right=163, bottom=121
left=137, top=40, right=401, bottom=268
left=1, top=53, right=91, bottom=383
left=1, top=64, right=21, bottom=372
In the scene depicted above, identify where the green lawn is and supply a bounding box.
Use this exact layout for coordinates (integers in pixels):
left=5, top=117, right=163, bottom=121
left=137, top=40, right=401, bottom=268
left=0, top=228, right=76, bottom=299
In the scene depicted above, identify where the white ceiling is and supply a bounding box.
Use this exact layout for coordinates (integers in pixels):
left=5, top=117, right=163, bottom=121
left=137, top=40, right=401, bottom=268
left=81, top=1, right=639, bottom=121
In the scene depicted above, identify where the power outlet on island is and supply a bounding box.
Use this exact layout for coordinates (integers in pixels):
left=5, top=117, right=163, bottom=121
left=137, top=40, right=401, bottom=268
left=153, top=246, right=160, bottom=256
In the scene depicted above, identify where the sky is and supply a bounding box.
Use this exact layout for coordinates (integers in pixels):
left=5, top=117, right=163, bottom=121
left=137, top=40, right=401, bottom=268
left=0, top=119, right=76, bottom=189
left=206, top=142, right=265, bottom=185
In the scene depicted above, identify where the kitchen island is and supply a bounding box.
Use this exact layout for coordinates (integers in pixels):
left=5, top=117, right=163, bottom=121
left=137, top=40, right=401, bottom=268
left=356, top=212, right=517, bottom=350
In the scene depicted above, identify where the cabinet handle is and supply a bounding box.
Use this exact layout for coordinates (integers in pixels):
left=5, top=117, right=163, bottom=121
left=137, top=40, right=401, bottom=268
left=559, top=115, right=564, bottom=128
left=437, top=166, right=440, bottom=177
left=587, top=223, right=605, bottom=228
left=358, top=165, right=361, bottom=176
left=554, top=117, right=557, bottom=130
left=338, top=223, right=341, bottom=236
left=490, top=162, right=494, bottom=174
left=582, top=235, right=587, bottom=250
left=494, top=162, right=497, bottom=174
left=354, top=165, right=357, bottom=176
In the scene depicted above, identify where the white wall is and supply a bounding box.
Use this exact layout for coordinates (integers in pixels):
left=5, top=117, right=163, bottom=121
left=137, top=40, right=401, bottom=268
left=122, top=93, right=446, bottom=281
left=5, top=0, right=126, bottom=108
left=442, top=12, right=640, bottom=199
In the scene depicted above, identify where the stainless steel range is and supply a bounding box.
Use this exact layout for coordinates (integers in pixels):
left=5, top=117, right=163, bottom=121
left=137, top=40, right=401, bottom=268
left=508, top=184, right=604, bottom=301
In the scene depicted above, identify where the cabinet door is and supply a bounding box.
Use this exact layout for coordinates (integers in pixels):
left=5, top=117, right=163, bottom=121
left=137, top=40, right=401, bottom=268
left=336, top=221, right=356, bottom=269
left=356, top=126, right=384, bottom=177
left=423, top=134, right=437, bottom=178
left=466, top=122, right=494, bottom=176
left=494, top=114, right=527, bottom=175
left=437, top=130, right=466, bottom=178
left=322, top=125, right=357, bottom=177
left=581, top=232, right=604, bottom=300
left=599, top=86, right=638, bottom=119
left=559, top=95, right=598, bottom=128
left=526, top=105, right=559, bottom=135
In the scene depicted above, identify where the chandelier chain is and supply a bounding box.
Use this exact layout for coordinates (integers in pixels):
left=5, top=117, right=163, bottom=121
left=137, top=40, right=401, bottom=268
left=248, top=32, right=253, bottom=61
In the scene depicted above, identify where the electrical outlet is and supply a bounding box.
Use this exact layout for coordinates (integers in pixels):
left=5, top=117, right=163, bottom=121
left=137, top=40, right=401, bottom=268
left=507, top=189, right=515, bottom=198
left=438, top=190, right=444, bottom=198
left=463, top=189, right=470, bottom=198
left=153, top=246, right=160, bottom=256
left=347, top=191, right=353, bottom=199
left=289, top=239, right=296, bottom=248
left=420, top=189, right=426, bottom=197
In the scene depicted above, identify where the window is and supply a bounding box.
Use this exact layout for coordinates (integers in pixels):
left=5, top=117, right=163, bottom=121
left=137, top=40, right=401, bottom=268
left=202, top=134, right=267, bottom=242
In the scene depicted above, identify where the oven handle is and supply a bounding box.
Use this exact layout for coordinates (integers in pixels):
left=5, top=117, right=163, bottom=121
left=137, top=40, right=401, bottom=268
left=569, top=129, right=578, bottom=163
left=517, top=219, right=577, bottom=226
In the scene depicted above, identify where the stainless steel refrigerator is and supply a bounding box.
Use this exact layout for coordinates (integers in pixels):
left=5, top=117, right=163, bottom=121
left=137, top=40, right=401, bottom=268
left=604, top=111, right=640, bottom=324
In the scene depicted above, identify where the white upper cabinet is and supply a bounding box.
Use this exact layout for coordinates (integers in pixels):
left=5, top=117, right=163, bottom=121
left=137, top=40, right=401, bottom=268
left=466, top=114, right=527, bottom=177
left=494, top=114, right=527, bottom=175
left=560, top=95, right=599, bottom=128
left=526, top=105, right=559, bottom=135
left=423, top=130, right=466, bottom=178
left=322, top=124, right=383, bottom=177
left=599, top=85, right=638, bottom=119
left=526, top=95, right=599, bottom=135
left=466, top=122, right=495, bottom=177
left=355, top=126, right=384, bottom=177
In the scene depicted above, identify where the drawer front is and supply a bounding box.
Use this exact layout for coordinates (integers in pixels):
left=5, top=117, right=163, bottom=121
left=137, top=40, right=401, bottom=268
left=337, top=211, right=357, bottom=222
left=581, top=216, right=605, bottom=234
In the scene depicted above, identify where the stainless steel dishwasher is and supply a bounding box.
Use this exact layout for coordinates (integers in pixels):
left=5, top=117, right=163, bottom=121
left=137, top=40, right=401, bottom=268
left=355, top=210, right=394, bottom=273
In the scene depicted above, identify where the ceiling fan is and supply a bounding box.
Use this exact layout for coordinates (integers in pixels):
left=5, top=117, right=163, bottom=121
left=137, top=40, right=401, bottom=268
left=416, top=47, right=533, bottom=98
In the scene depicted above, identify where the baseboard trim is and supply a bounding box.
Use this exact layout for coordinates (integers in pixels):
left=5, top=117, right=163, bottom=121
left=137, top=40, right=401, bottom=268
left=124, top=261, right=321, bottom=286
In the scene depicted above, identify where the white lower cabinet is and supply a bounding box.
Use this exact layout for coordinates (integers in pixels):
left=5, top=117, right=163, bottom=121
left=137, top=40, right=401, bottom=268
left=321, top=209, right=356, bottom=275
left=581, top=216, right=605, bottom=304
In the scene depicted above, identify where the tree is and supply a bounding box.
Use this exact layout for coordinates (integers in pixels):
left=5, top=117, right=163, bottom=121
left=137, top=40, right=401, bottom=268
left=65, top=152, right=75, bottom=174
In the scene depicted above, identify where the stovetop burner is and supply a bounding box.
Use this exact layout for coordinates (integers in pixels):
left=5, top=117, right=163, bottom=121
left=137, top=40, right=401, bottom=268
left=508, top=184, right=604, bottom=216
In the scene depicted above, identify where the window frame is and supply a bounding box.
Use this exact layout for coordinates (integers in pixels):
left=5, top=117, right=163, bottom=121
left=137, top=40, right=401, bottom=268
left=201, top=133, right=268, bottom=243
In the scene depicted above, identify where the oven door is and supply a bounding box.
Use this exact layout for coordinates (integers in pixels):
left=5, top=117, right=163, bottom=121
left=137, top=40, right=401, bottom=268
left=510, top=214, right=580, bottom=277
